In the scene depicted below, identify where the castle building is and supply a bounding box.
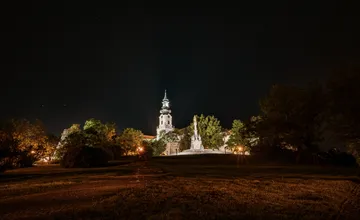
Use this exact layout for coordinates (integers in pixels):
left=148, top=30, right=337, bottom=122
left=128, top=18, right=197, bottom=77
left=156, top=90, right=174, bottom=140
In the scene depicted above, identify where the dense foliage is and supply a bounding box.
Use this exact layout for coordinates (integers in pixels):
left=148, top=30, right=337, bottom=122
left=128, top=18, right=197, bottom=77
left=0, top=119, right=58, bottom=172
left=60, top=146, right=109, bottom=168
left=56, top=121, right=145, bottom=166
left=226, top=120, right=247, bottom=151
left=327, top=72, right=360, bottom=164
left=178, top=127, right=191, bottom=151
left=190, top=114, right=224, bottom=150
left=149, top=139, right=167, bottom=156
left=116, top=128, right=143, bottom=156
left=245, top=70, right=360, bottom=165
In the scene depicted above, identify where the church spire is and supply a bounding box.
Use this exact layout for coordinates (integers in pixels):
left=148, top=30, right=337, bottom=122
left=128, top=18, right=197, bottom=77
left=163, top=90, right=168, bottom=101
left=157, top=90, right=174, bottom=140
left=160, top=90, right=170, bottom=113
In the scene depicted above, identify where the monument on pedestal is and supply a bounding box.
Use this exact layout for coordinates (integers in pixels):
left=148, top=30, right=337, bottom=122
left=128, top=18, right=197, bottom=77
left=190, top=115, right=204, bottom=151
left=176, top=115, right=231, bottom=155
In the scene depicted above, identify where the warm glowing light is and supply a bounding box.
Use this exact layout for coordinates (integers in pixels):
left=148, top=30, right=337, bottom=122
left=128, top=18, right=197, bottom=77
left=31, top=150, right=35, bottom=154
left=40, top=158, right=49, bottom=162
left=138, top=147, right=144, bottom=152
left=238, top=146, right=243, bottom=151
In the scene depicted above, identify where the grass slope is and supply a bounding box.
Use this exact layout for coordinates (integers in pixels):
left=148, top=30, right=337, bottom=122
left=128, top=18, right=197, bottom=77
left=0, top=155, right=359, bottom=219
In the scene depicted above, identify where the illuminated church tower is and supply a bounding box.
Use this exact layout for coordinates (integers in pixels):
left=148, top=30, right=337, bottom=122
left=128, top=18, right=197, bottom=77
left=156, top=90, right=174, bottom=140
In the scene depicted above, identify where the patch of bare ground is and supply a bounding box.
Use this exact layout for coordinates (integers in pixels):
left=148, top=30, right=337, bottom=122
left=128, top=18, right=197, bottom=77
left=0, top=178, right=141, bottom=219
left=52, top=177, right=360, bottom=220
left=0, top=159, right=359, bottom=220
left=0, top=162, right=159, bottom=220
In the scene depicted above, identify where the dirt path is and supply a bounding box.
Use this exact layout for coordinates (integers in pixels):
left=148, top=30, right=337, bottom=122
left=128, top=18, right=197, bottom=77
left=0, top=162, right=161, bottom=220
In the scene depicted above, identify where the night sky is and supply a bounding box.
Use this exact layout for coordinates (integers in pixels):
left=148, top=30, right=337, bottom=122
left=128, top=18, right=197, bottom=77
left=1, top=2, right=359, bottom=135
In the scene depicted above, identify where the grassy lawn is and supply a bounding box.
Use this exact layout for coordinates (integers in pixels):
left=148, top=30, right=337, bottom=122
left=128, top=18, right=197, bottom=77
left=0, top=155, right=359, bottom=219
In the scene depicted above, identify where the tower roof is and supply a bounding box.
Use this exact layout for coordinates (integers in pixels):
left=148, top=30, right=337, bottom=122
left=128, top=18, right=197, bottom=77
left=160, top=89, right=171, bottom=114
left=163, top=90, right=168, bottom=101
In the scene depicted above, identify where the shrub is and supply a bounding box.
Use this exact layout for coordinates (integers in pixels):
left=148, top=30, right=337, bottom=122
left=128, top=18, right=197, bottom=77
left=60, top=146, right=109, bottom=168
left=151, top=140, right=166, bottom=156
left=0, top=135, right=23, bottom=172
left=138, top=143, right=153, bottom=161
left=327, top=148, right=357, bottom=167
left=317, top=148, right=358, bottom=167
left=102, top=145, right=124, bottom=160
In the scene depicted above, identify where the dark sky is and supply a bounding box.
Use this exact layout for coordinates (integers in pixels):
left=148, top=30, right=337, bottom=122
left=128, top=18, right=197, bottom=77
left=1, top=1, right=359, bottom=135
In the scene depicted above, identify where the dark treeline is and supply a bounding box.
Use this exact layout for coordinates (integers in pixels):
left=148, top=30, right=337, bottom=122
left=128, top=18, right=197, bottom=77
left=1, top=71, right=359, bottom=171
left=244, top=71, right=360, bottom=166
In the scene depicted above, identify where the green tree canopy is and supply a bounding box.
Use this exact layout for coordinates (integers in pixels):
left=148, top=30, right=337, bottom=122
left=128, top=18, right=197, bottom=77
left=150, top=139, right=167, bottom=156
left=81, top=119, right=117, bottom=147
left=83, top=118, right=104, bottom=131
left=226, top=120, right=248, bottom=151
left=116, top=128, right=143, bottom=155
left=161, top=130, right=180, bottom=143
left=190, top=114, right=224, bottom=150
left=83, top=118, right=106, bottom=147
left=178, top=127, right=191, bottom=152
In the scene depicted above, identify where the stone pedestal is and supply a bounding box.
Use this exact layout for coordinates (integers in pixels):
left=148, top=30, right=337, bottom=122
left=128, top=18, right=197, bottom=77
left=191, top=137, right=204, bottom=151
left=190, top=116, right=204, bottom=151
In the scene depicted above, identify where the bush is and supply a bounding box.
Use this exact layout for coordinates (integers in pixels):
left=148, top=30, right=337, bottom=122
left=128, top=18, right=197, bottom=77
left=0, top=136, right=32, bottom=172
left=138, top=144, right=153, bottom=161
left=318, top=148, right=358, bottom=167
left=102, top=145, right=124, bottom=160
left=60, top=146, right=109, bottom=168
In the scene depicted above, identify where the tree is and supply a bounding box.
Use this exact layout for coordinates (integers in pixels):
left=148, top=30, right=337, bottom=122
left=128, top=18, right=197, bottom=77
left=104, top=122, right=117, bottom=142
left=161, top=130, right=180, bottom=143
left=0, top=119, right=56, bottom=169
left=56, top=131, right=87, bottom=159
left=82, top=119, right=117, bottom=147
left=10, top=119, right=50, bottom=164
left=56, top=120, right=118, bottom=161
left=60, top=146, right=109, bottom=168
left=257, top=84, right=326, bottom=161
left=327, top=71, right=360, bottom=163
left=43, top=134, right=60, bottom=162
left=226, top=120, right=248, bottom=151
left=68, top=124, right=81, bottom=133
left=150, top=139, right=167, bottom=156
left=116, top=128, right=143, bottom=155
left=0, top=122, right=20, bottom=172
left=83, top=118, right=105, bottom=131
left=178, top=127, right=191, bottom=152
left=190, top=115, right=224, bottom=150
left=11, top=119, right=47, bottom=151
left=83, top=118, right=106, bottom=147
left=58, top=124, right=81, bottom=147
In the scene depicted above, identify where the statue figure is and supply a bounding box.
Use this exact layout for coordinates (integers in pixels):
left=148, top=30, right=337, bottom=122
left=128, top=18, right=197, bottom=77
left=191, top=115, right=203, bottom=150
left=193, top=116, right=198, bottom=138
